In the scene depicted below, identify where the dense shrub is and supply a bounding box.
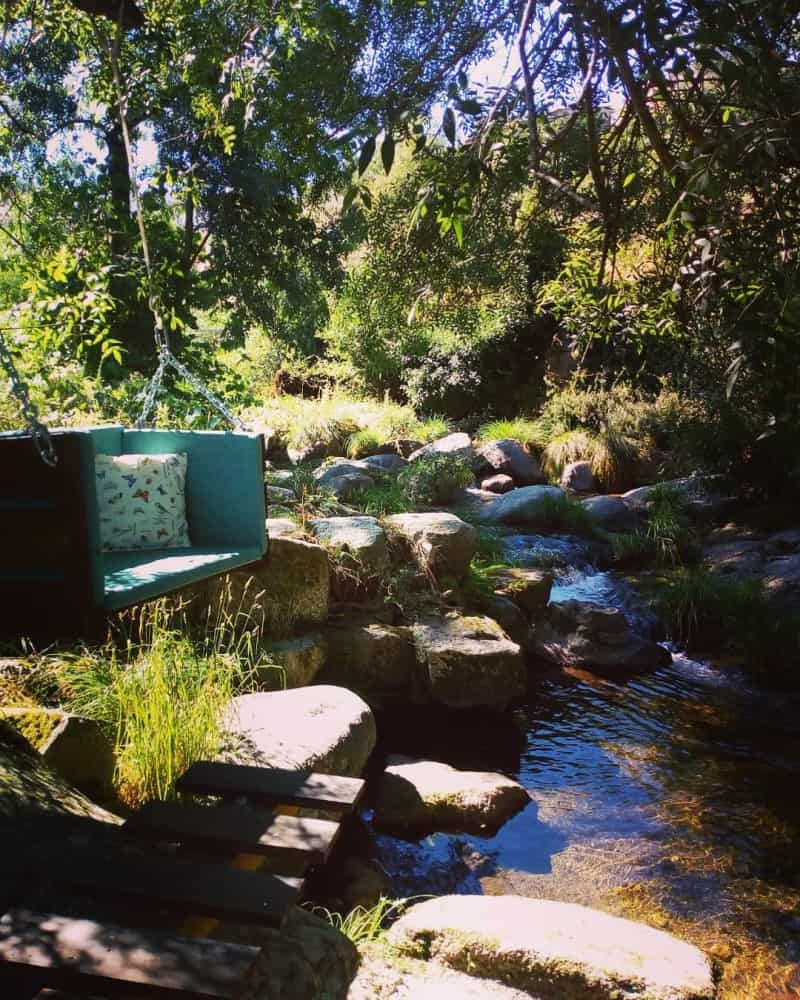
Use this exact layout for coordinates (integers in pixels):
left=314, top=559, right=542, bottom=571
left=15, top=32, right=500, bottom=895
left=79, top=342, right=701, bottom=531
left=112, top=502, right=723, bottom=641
left=654, top=570, right=800, bottom=680
left=398, top=454, right=474, bottom=507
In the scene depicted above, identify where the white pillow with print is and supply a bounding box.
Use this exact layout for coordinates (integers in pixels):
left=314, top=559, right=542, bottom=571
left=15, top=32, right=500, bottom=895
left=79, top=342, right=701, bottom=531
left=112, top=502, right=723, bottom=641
left=95, top=452, right=191, bottom=551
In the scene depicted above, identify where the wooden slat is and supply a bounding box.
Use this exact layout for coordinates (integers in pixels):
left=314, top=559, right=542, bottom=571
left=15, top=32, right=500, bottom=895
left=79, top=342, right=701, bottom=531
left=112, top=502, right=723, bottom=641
left=0, top=432, right=98, bottom=641
left=124, top=801, right=340, bottom=867
left=52, top=846, right=302, bottom=928
left=0, top=506, right=70, bottom=567
left=0, top=908, right=257, bottom=999
left=176, top=762, right=365, bottom=814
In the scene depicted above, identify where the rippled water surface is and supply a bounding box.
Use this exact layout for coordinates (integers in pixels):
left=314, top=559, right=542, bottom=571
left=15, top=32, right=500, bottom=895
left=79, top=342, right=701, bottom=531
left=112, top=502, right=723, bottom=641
left=371, top=547, right=800, bottom=997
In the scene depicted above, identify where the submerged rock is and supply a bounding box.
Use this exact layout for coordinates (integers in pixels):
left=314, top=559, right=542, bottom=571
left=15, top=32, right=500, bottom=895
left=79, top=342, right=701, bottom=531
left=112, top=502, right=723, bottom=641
left=225, top=684, right=375, bottom=776
left=531, top=599, right=671, bottom=672
left=482, top=485, right=566, bottom=526
left=374, top=756, right=529, bottom=836
left=385, top=512, right=478, bottom=580
left=388, top=895, right=715, bottom=1000
left=413, top=613, right=524, bottom=709
left=475, top=439, right=544, bottom=486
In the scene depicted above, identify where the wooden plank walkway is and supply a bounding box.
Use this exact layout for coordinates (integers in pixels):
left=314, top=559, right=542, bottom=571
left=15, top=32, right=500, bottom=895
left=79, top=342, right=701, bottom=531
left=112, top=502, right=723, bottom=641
left=0, top=909, right=258, bottom=999
left=52, top=846, right=302, bottom=928
left=124, top=801, right=340, bottom=867
left=175, top=762, right=365, bottom=814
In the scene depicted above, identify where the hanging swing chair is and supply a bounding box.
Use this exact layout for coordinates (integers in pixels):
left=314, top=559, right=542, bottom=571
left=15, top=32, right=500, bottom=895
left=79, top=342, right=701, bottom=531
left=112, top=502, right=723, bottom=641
left=0, top=338, right=268, bottom=642
left=0, top=24, right=267, bottom=642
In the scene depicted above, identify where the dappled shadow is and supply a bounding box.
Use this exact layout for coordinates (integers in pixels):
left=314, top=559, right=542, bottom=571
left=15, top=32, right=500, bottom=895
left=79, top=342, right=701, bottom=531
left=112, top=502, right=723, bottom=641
left=0, top=906, right=256, bottom=997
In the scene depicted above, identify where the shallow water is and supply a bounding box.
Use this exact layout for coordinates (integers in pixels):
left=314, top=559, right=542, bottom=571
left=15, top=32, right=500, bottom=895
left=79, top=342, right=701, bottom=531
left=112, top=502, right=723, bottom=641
left=372, top=552, right=800, bottom=996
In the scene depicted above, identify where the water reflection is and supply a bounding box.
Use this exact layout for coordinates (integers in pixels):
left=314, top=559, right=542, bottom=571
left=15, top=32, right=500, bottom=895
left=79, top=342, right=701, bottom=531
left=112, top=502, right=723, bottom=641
left=373, top=589, right=800, bottom=996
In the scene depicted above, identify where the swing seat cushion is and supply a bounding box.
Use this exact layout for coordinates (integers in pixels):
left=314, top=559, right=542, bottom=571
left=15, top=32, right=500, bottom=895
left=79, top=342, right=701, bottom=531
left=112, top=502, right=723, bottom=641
left=102, top=546, right=264, bottom=610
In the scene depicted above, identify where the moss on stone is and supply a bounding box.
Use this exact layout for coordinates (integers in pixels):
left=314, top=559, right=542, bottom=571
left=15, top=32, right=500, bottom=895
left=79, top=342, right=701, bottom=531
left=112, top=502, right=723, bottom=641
left=0, top=707, right=62, bottom=750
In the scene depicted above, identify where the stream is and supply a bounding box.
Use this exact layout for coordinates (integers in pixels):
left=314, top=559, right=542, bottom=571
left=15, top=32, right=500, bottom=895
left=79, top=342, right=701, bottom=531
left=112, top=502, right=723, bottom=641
left=369, top=532, right=800, bottom=997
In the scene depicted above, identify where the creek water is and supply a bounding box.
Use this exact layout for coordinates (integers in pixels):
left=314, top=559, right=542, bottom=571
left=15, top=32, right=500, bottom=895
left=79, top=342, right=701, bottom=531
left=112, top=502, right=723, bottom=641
left=370, top=533, right=800, bottom=997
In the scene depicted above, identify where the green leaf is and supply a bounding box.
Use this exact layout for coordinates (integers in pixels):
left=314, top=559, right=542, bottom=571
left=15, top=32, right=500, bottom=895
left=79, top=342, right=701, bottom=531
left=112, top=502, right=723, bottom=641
left=452, top=216, right=464, bottom=246
left=381, top=133, right=395, bottom=175
left=358, top=136, right=376, bottom=176
left=342, top=186, right=358, bottom=215
left=442, top=107, right=456, bottom=145
left=623, top=172, right=637, bottom=188
left=456, top=98, right=482, bottom=115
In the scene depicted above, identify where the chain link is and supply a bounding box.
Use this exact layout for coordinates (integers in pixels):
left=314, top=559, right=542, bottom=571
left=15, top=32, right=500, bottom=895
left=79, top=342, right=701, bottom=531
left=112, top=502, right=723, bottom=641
left=136, top=345, right=247, bottom=432
left=0, top=330, right=58, bottom=467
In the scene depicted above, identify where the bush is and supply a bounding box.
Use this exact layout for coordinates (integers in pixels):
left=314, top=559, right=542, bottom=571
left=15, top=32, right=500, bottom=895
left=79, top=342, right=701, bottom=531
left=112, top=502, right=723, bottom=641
left=398, top=454, right=474, bottom=507
left=654, top=569, right=800, bottom=678
left=534, top=493, right=598, bottom=536
left=612, top=484, right=698, bottom=569
left=542, top=429, right=642, bottom=491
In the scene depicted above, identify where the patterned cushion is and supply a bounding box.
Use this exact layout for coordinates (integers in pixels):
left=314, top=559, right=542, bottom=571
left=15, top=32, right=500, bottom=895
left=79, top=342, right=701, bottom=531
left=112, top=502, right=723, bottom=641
left=95, top=453, right=191, bottom=551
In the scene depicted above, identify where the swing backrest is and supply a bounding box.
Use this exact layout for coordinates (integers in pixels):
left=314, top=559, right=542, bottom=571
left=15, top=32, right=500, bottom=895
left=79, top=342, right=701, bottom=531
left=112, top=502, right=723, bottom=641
left=89, top=426, right=267, bottom=549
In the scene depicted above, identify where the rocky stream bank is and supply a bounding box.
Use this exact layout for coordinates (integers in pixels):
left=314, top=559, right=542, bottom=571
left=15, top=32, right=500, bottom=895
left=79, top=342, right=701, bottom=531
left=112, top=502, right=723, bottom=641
left=2, top=428, right=800, bottom=997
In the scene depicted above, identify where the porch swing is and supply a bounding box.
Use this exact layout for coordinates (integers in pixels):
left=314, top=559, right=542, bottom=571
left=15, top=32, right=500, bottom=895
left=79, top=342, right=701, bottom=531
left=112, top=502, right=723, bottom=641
left=0, top=26, right=267, bottom=641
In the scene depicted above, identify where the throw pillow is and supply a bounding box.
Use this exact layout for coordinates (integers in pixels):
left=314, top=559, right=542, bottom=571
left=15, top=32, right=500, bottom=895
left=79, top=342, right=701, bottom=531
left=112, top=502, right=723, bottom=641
left=95, top=452, right=191, bottom=551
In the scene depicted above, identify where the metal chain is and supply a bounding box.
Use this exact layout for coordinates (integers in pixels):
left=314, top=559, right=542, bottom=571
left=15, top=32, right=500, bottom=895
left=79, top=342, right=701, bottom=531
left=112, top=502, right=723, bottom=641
left=98, top=20, right=247, bottom=437
left=136, top=345, right=247, bottom=431
left=135, top=347, right=169, bottom=429
left=0, top=330, right=57, bottom=467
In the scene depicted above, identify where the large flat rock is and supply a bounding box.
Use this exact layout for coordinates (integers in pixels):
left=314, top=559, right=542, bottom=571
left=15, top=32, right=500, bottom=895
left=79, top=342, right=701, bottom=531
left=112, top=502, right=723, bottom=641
left=385, top=512, right=478, bottom=580
left=374, top=756, right=529, bottom=836
left=482, top=486, right=565, bottom=526
left=311, top=516, right=389, bottom=573
left=224, top=685, right=375, bottom=777
left=349, top=953, right=533, bottom=999
left=219, top=535, right=330, bottom=637
left=413, top=613, right=524, bottom=709
left=388, top=896, right=715, bottom=1000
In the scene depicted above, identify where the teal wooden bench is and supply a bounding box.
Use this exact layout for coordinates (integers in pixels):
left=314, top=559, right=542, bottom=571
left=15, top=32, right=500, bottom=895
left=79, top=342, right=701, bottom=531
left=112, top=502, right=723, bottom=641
left=0, top=426, right=267, bottom=639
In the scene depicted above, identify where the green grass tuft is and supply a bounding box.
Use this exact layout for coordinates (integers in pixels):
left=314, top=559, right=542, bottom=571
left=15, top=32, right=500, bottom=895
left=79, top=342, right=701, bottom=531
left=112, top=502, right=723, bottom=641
left=654, top=569, right=800, bottom=678
left=309, top=897, right=411, bottom=944
left=476, top=417, right=544, bottom=450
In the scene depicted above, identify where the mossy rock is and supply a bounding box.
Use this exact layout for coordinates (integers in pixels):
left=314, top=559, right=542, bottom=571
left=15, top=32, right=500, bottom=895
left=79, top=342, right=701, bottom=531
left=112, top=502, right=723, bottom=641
left=0, top=675, right=34, bottom=708
left=0, top=706, right=64, bottom=750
